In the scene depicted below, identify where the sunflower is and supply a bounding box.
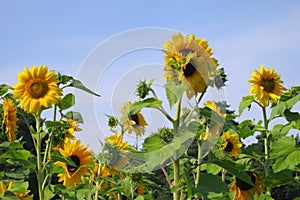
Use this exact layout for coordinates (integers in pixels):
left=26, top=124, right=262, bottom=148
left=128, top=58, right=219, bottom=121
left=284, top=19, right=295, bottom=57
left=13, top=65, right=63, bottom=114
left=2, top=98, right=18, bottom=142
left=104, top=134, right=129, bottom=170
left=55, top=140, right=93, bottom=187
left=119, top=102, right=147, bottom=137
left=0, top=181, right=33, bottom=200
left=163, top=32, right=218, bottom=99
left=248, top=65, right=286, bottom=107
left=230, top=171, right=265, bottom=200
left=220, top=131, right=242, bottom=158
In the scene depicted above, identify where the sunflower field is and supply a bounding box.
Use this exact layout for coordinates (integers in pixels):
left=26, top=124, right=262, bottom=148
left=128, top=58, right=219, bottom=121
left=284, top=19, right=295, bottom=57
left=0, top=32, right=299, bottom=200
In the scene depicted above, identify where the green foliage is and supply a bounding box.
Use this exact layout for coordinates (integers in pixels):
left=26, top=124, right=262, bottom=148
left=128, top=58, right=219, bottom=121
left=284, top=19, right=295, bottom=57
left=58, top=93, right=75, bottom=110
left=270, top=136, right=300, bottom=173
left=238, top=95, right=254, bottom=115
left=165, top=84, right=186, bottom=109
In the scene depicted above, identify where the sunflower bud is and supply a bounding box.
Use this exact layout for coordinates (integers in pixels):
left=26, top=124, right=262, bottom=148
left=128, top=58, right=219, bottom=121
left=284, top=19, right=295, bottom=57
left=136, top=80, right=151, bottom=99
left=214, top=67, right=227, bottom=89
left=107, top=115, right=118, bottom=128
left=158, top=127, right=174, bottom=144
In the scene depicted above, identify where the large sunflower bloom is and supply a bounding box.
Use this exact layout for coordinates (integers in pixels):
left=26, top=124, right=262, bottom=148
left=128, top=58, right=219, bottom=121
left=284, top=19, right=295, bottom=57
left=0, top=181, right=33, bottom=200
left=248, top=65, right=286, bottom=107
left=119, top=102, right=147, bottom=137
left=163, top=32, right=218, bottom=99
left=13, top=65, right=62, bottom=114
left=220, top=131, right=242, bottom=158
left=230, top=171, right=265, bottom=200
left=55, top=140, right=93, bottom=187
left=2, top=98, right=18, bottom=142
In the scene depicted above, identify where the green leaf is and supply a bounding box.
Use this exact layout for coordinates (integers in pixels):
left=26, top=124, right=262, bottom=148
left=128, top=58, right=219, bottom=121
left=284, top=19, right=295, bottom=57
left=209, top=159, right=254, bottom=187
left=270, top=137, right=300, bottom=173
left=126, top=98, right=162, bottom=114
left=142, top=133, right=165, bottom=152
left=50, top=165, right=66, bottom=174
left=0, top=84, right=12, bottom=96
left=0, top=149, right=30, bottom=160
left=45, top=121, right=65, bottom=129
left=238, top=95, right=254, bottom=115
left=51, top=152, right=77, bottom=167
left=44, top=185, right=56, bottom=200
left=165, top=84, right=185, bottom=109
left=58, top=93, right=75, bottom=110
left=270, top=92, right=300, bottom=120
left=70, top=79, right=101, bottom=97
left=128, top=127, right=196, bottom=172
left=237, top=120, right=255, bottom=139
left=64, top=111, right=84, bottom=123
left=193, top=173, right=228, bottom=200
left=265, top=170, right=294, bottom=187
left=271, top=122, right=297, bottom=139
left=10, top=181, right=28, bottom=194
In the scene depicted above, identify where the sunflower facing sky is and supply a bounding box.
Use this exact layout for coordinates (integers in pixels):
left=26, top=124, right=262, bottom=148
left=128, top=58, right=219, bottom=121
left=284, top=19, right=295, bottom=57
left=119, top=101, right=147, bottom=137
left=2, top=98, right=18, bottom=142
left=55, top=140, right=93, bottom=187
left=230, top=171, right=265, bottom=200
left=163, top=32, right=218, bottom=99
left=220, top=131, right=242, bottom=158
left=248, top=65, right=286, bottom=107
left=13, top=65, right=62, bottom=114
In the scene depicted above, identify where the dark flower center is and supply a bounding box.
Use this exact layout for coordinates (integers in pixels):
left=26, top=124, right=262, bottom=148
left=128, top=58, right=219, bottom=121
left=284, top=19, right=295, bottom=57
left=224, top=141, right=233, bottom=152
left=183, top=63, right=196, bottom=77
left=29, top=80, right=49, bottom=98
left=67, top=155, right=80, bottom=172
left=129, top=114, right=139, bottom=126
left=262, top=78, right=274, bottom=92
left=236, top=171, right=256, bottom=191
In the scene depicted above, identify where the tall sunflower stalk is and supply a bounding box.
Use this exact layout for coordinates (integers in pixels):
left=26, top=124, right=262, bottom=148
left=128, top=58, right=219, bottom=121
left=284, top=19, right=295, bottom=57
left=13, top=65, right=63, bottom=199
left=163, top=32, right=219, bottom=200
left=248, top=65, right=286, bottom=193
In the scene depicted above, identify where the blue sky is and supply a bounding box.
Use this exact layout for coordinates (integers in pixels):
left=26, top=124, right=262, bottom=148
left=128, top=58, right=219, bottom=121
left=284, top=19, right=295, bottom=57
left=1, top=1, right=300, bottom=151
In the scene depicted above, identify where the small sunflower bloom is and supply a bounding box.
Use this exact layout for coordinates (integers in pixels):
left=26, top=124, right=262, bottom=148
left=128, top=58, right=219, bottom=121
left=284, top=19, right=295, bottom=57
left=13, top=65, right=63, bottom=114
left=2, top=98, right=18, bottom=142
left=119, top=102, right=147, bottom=137
left=230, top=171, right=265, bottom=200
left=163, top=32, right=218, bottom=99
left=248, top=65, right=286, bottom=107
left=55, top=140, right=93, bottom=187
left=220, top=131, right=242, bottom=158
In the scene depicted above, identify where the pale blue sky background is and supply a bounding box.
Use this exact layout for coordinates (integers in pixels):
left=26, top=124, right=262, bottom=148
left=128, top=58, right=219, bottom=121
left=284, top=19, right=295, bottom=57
left=1, top=1, right=300, bottom=151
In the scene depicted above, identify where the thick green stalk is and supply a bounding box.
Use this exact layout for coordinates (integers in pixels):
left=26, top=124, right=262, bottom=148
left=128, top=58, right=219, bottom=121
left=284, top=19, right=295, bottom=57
left=262, top=107, right=270, bottom=193
left=195, top=139, right=201, bottom=187
left=35, top=114, right=44, bottom=200
left=172, top=97, right=182, bottom=200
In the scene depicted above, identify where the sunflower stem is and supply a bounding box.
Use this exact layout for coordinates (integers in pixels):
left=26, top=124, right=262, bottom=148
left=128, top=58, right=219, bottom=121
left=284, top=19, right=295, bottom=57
left=172, top=97, right=182, bottom=200
left=43, top=104, right=57, bottom=164
left=34, top=113, right=44, bottom=200
left=94, top=161, right=102, bottom=200
left=262, top=106, right=270, bottom=193
left=195, top=139, right=201, bottom=187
